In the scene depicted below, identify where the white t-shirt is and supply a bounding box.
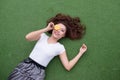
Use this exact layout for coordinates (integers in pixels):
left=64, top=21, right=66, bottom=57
left=29, top=33, right=65, bottom=67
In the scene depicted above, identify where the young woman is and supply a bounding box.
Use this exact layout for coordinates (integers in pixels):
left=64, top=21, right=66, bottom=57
left=8, top=13, right=87, bottom=80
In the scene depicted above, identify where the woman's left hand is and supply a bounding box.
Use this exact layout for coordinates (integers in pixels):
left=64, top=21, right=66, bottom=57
left=79, top=44, right=87, bottom=54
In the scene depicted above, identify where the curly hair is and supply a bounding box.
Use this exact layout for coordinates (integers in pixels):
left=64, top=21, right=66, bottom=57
left=47, top=13, right=86, bottom=40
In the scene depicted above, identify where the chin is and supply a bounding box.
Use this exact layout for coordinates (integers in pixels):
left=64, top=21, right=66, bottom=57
left=53, top=34, right=60, bottom=40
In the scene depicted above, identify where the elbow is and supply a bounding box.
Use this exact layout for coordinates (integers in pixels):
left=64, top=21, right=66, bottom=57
left=25, top=35, right=31, bottom=41
left=66, top=68, right=71, bottom=71
left=65, top=66, right=72, bottom=71
left=63, top=63, right=72, bottom=71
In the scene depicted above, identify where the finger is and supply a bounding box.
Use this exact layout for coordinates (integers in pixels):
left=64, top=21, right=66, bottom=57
left=82, top=44, right=87, bottom=48
left=50, top=23, right=54, bottom=28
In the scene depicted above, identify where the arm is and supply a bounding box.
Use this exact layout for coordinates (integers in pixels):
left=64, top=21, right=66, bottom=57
left=59, top=44, right=87, bottom=71
left=25, top=22, right=54, bottom=41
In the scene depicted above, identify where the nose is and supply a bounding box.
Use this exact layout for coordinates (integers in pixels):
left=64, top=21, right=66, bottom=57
left=56, top=29, right=60, bottom=33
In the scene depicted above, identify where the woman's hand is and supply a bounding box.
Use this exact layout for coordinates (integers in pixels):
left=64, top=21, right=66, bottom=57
left=46, top=22, right=54, bottom=31
left=79, top=44, right=87, bottom=54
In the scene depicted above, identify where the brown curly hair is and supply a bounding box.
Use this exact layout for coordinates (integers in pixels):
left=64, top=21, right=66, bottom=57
left=47, top=13, right=86, bottom=40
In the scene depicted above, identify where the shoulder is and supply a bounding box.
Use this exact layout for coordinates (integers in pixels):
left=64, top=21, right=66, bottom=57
left=56, top=43, right=65, bottom=54
left=57, top=43, right=65, bottom=48
left=39, top=33, right=49, bottom=40
left=41, top=33, right=48, bottom=37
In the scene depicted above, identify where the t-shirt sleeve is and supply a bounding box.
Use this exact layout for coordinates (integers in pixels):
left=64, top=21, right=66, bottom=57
left=38, top=33, right=48, bottom=41
left=56, top=44, right=65, bottom=55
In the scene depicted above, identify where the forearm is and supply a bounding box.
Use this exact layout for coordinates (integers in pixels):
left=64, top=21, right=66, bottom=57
left=68, top=52, right=83, bottom=71
left=25, top=28, right=49, bottom=41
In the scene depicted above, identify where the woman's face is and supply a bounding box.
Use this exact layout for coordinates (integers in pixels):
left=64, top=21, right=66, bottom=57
left=52, top=23, right=66, bottom=40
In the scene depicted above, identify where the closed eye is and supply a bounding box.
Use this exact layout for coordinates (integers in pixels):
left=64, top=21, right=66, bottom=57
left=61, top=29, right=65, bottom=32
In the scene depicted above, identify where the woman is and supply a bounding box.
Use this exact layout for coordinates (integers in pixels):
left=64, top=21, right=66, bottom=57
left=8, top=13, right=87, bottom=80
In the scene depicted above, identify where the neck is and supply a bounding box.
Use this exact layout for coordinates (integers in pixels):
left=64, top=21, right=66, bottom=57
left=48, top=36, right=58, bottom=44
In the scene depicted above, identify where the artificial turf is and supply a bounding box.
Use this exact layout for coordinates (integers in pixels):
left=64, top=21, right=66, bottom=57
left=0, top=0, right=120, bottom=80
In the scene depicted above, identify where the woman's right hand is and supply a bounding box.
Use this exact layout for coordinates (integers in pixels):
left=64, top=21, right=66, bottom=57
left=46, top=22, right=55, bottom=31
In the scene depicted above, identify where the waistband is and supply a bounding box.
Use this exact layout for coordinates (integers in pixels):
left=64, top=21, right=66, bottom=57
left=24, top=57, right=46, bottom=70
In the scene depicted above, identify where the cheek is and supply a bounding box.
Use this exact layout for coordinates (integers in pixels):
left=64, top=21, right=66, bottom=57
left=61, top=32, right=66, bottom=37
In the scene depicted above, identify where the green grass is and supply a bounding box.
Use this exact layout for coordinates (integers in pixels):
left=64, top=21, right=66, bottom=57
left=0, top=0, right=120, bottom=80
